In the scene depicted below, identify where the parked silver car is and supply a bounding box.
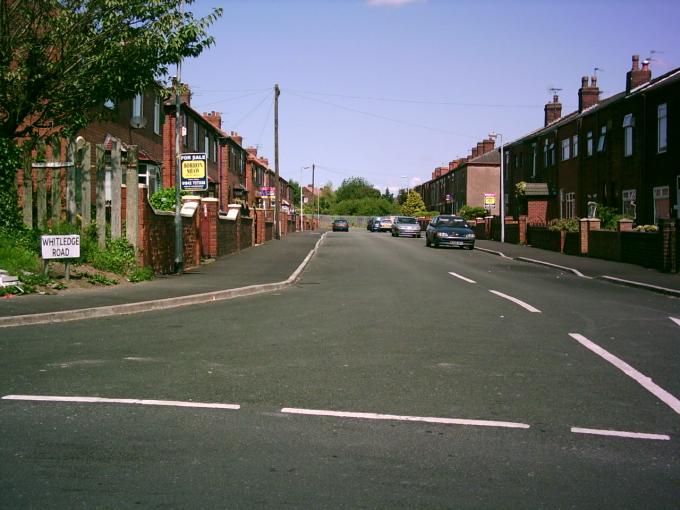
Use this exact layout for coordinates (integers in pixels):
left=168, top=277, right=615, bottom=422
left=391, top=216, right=422, bottom=237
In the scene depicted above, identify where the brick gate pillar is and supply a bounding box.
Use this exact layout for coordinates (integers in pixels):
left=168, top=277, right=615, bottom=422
left=579, top=218, right=601, bottom=255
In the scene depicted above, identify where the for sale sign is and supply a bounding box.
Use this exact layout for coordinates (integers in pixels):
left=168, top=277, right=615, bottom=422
left=41, top=235, right=80, bottom=259
left=484, top=193, right=496, bottom=207
left=180, top=153, right=208, bottom=191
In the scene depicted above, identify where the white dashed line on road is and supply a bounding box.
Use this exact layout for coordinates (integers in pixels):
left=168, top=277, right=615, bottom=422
left=488, top=290, right=541, bottom=313
left=568, top=333, right=680, bottom=415
left=280, top=407, right=530, bottom=429
left=571, top=427, right=670, bottom=441
left=2, top=395, right=241, bottom=410
left=448, top=271, right=476, bottom=284
left=670, top=317, right=680, bottom=327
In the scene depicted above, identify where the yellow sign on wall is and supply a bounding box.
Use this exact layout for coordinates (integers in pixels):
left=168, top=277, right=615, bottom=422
left=484, top=193, right=496, bottom=207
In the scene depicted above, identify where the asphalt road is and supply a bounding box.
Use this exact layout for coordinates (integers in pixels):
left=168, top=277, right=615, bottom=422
left=2, top=229, right=679, bottom=508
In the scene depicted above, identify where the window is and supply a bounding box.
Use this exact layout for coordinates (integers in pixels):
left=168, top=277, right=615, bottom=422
left=597, top=126, right=606, bottom=153
left=653, top=186, right=670, bottom=221
left=622, top=189, right=636, bottom=218
left=132, top=93, right=143, bottom=118
left=212, top=137, right=217, bottom=163
left=544, top=139, right=549, bottom=167
left=531, top=143, right=537, bottom=177
left=193, top=123, right=199, bottom=150
left=561, top=138, right=570, bottom=161
left=657, top=103, right=667, bottom=153
left=564, top=192, right=576, bottom=219
left=204, top=134, right=209, bottom=154
left=586, top=131, right=593, bottom=156
left=623, top=113, right=634, bottom=157
left=505, top=151, right=510, bottom=169
left=153, top=96, right=161, bottom=135
left=572, top=135, right=579, bottom=158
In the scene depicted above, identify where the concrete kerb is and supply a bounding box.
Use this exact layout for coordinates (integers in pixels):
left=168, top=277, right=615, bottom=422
left=515, top=257, right=591, bottom=279
left=475, top=246, right=512, bottom=259
left=478, top=245, right=679, bottom=295
left=598, top=276, right=680, bottom=297
left=0, top=233, right=329, bottom=329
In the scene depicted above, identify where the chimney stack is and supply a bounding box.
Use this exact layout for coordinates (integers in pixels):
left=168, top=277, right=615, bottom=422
left=626, top=54, right=652, bottom=92
left=246, top=147, right=258, bottom=157
left=482, top=138, right=495, bottom=154
left=230, top=131, right=243, bottom=146
left=578, top=75, right=600, bottom=112
left=544, top=94, right=562, bottom=126
left=202, top=111, right=222, bottom=130
left=471, top=147, right=479, bottom=158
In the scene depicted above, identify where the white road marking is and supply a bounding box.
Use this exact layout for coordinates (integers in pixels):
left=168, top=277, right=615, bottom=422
left=670, top=317, right=680, bottom=327
left=488, top=290, right=541, bottom=313
left=2, top=395, right=240, bottom=410
left=568, top=333, right=680, bottom=415
left=571, top=427, right=670, bottom=441
left=448, top=271, right=476, bottom=284
left=280, top=407, right=530, bottom=429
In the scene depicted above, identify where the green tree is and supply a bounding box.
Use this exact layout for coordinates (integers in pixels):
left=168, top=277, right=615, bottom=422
left=400, top=190, right=427, bottom=216
left=0, top=0, right=222, bottom=229
left=381, top=187, right=394, bottom=202
left=335, top=177, right=380, bottom=202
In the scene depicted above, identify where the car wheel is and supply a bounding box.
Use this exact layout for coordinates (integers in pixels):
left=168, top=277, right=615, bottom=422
left=425, top=236, right=430, bottom=247
left=466, top=245, right=474, bottom=250
left=417, top=233, right=422, bottom=238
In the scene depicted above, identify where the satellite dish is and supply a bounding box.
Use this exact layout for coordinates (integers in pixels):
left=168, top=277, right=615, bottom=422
left=130, top=116, right=147, bottom=129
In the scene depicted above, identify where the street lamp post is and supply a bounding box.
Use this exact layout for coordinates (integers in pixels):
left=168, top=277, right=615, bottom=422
left=300, top=166, right=310, bottom=231
left=489, top=132, right=504, bottom=243
left=401, top=175, right=408, bottom=194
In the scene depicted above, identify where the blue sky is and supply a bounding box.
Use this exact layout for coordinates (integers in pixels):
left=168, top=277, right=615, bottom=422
left=182, top=0, right=679, bottom=192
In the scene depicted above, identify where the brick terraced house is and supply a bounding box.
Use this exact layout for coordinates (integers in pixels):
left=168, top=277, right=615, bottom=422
left=503, top=55, right=679, bottom=225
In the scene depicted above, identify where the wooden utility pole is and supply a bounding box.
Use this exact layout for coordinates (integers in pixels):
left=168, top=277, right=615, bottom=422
left=274, top=83, right=281, bottom=239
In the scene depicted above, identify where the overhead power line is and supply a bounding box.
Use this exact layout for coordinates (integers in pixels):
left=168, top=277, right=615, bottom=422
left=286, top=88, right=542, bottom=109
left=287, top=90, right=481, bottom=140
left=194, top=89, right=272, bottom=109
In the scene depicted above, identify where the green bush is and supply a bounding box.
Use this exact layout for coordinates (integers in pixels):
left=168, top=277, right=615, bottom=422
left=458, top=205, right=488, bottom=220
left=594, top=203, right=632, bottom=230
left=0, top=234, right=42, bottom=276
left=149, top=187, right=189, bottom=211
left=91, top=237, right=137, bottom=275
left=128, top=266, right=154, bottom=282
left=548, top=218, right=579, bottom=232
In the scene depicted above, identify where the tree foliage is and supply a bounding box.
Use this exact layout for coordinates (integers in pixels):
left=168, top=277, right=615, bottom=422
left=400, top=190, right=427, bottom=217
left=334, top=177, right=380, bottom=202
left=0, top=0, right=222, bottom=141
left=0, top=0, right=221, bottom=229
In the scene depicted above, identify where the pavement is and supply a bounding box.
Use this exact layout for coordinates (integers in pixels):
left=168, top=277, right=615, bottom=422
left=1, top=230, right=677, bottom=328
left=0, top=231, right=326, bottom=327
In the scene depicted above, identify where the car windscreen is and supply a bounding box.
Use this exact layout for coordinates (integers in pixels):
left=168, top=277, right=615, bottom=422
left=437, top=218, right=468, bottom=227
left=397, top=217, right=417, bottom=224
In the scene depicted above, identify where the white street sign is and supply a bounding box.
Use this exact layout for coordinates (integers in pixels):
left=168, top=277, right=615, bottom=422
left=41, top=235, right=80, bottom=259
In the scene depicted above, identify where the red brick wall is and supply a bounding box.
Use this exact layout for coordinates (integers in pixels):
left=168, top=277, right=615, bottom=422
left=527, top=199, right=548, bottom=225
left=527, top=226, right=564, bottom=252
left=217, top=218, right=238, bottom=256
left=137, top=188, right=200, bottom=273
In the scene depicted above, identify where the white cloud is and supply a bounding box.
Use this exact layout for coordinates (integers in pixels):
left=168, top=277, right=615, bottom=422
left=366, top=0, right=424, bottom=7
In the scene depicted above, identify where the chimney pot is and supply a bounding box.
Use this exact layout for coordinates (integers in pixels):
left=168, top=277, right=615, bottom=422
left=632, top=54, right=640, bottom=70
